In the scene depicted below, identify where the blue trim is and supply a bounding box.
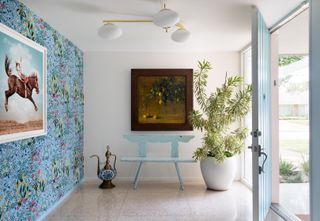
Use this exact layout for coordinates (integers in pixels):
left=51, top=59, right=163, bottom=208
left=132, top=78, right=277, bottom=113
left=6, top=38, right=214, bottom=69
left=252, top=8, right=272, bottom=221
left=310, top=0, right=320, bottom=220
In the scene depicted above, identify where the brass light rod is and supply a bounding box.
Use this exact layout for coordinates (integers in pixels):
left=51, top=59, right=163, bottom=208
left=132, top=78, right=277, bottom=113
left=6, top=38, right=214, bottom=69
left=103, top=19, right=153, bottom=23
left=103, top=19, right=185, bottom=29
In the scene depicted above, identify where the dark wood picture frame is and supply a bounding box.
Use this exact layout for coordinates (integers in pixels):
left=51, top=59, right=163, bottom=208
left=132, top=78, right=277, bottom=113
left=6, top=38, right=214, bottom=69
left=131, top=69, right=193, bottom=131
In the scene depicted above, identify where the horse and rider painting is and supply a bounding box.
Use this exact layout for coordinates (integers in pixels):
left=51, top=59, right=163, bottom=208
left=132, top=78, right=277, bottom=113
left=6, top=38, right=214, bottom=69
left=5, top=56, right=40, bottom=111
left=0, top=23, right=47, bottom=144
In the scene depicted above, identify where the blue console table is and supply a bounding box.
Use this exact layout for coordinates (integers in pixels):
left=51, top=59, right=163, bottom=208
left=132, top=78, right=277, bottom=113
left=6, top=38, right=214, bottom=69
left=122, top=134, right=196, bottom=190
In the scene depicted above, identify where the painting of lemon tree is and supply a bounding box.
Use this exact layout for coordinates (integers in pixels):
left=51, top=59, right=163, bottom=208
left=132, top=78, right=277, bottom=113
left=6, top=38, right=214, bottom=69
left=131, top=69, right=193, bottom=131
left=0, top=23, right=47, bottom=144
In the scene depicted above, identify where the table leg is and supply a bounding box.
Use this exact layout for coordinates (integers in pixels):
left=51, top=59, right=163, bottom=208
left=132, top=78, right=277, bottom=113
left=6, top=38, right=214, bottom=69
left=174, top=162, right=184, bottom=191
left=134, top=161, right=143, bottom=189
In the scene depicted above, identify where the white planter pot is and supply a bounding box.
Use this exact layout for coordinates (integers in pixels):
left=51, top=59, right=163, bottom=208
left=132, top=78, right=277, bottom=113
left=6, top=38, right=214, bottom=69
left=200, top=156, right=236, bottom=190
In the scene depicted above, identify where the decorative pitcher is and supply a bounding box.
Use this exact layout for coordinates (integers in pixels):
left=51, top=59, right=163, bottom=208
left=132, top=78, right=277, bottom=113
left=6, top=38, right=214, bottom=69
left=90, top=145, right=117, bottom=189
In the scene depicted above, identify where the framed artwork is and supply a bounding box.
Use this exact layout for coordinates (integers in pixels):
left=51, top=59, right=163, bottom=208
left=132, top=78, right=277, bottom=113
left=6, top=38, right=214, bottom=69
left=0, top=23, right=47, bottom=144
left=131, top=69, right=193, bottom=131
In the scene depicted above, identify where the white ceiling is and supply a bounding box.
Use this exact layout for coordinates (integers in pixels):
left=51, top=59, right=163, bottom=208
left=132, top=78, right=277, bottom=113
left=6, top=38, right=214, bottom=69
left=20, top=0, right=304, bottom=52
left=278, top=9, right=309, bottom=55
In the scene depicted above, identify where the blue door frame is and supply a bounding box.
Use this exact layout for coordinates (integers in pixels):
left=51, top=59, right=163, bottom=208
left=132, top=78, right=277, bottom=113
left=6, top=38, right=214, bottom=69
left=251, top=7, right=272, bottom=221
left=310, top=0, right=320, bottom=220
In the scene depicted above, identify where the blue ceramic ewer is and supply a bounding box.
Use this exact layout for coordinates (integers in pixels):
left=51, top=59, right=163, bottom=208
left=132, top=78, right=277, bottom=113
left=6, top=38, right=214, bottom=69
left=90, top=145, right=117, bottom=188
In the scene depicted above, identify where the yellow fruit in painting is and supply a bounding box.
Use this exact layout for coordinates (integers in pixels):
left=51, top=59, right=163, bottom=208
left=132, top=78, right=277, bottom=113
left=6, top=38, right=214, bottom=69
left=158, top=92, right=162, bottom=96
left=159, top=100, right=163, bottom=105
left=153, top=115, right=157, bottom=119
left=143, top=114, right=147, bottom=119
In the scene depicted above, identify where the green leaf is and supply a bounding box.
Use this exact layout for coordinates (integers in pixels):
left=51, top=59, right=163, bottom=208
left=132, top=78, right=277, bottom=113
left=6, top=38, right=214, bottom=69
left=190, top=60, right=252, bottom=162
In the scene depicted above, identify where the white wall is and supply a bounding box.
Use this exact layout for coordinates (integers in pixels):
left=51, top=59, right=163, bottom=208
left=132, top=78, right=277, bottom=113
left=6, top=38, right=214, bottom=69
left=84, top=51, right=241, bottom=182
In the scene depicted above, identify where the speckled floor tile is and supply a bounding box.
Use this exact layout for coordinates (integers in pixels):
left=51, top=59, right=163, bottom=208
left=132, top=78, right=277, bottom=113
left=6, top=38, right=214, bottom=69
left=44, top=180, right=254, bottom=221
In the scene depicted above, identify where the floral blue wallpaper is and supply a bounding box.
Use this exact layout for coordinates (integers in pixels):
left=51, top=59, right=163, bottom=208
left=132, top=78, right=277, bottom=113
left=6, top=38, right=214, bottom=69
left=0, top=0, right=84, bottom=220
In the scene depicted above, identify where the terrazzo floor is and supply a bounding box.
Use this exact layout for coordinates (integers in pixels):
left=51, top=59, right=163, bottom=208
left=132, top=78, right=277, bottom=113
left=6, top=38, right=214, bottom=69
left=45, top=180, right=255, bottom=221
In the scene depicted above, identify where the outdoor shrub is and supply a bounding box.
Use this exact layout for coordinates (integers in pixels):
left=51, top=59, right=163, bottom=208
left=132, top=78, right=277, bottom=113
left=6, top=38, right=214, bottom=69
left=280, top=159, right=305, bottom=183
left=300, top=155, right=309, bottom=177
left=280, top=159, right=296, bottom=176
left=284, top=171, right=303, bottom=183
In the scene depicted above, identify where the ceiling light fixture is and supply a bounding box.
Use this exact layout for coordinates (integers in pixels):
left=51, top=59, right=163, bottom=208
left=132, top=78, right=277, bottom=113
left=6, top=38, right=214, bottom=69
left=171, top=23, right=191, bottom=42
left=98, top=2, right=191, bottom=43
left=153, top=3, right=180, bottom=29
left=98, top=23, right=122, bottom=40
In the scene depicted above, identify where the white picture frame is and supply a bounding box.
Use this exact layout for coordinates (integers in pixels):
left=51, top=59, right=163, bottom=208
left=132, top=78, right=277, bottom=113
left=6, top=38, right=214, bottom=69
left=0, top=23, right=47, bottom=144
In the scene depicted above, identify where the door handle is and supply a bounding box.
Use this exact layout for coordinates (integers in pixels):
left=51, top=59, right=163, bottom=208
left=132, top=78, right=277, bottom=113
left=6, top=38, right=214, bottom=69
left=259, top=151, right=268, bottom=174
left=249, top=144, right=268, bottom=174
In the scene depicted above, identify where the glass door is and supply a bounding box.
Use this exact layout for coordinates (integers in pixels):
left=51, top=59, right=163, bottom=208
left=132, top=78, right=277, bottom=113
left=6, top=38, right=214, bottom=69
left=276, top=9, right=310, bottom=218
left=251, top=7, right=272, bottom=221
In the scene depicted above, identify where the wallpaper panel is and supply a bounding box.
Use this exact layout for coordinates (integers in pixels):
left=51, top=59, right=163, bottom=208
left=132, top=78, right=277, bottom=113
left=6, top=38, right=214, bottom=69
left=0, top=0, right=84, bottom=220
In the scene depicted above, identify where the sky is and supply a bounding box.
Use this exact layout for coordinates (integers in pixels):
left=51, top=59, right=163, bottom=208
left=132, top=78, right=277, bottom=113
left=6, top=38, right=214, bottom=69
left=0, top=29, right=44, bottom=123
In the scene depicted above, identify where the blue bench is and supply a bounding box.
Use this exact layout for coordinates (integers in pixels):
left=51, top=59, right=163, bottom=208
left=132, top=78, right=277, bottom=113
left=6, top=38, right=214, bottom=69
left=122, top=134, right=195, bottom=190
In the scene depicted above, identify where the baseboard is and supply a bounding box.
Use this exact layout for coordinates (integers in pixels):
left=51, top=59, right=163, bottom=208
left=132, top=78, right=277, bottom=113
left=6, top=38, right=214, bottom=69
left=85, top=176, right=204, bottom=183
left=37, top=179, right=84, bottom=221
left=86, top=176, right=241, bottom=183
left=240, top=178, right=253, bottom=190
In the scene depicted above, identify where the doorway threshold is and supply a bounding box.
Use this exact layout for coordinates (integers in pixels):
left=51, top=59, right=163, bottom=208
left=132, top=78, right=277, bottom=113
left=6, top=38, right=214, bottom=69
left=271, top=203, right=302, bottom=221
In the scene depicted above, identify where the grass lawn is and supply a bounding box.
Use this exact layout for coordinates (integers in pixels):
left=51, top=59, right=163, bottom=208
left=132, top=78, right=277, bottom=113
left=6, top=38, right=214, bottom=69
left=280, top=139, right=309, bottom=154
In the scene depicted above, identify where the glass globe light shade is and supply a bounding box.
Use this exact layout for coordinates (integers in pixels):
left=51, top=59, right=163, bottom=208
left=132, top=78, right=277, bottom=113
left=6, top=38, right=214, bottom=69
left=153, top=8, right=180, bottom=28
left=98, top=23, right=122, bottom=40
left=171, top=28, right=191, bottom=42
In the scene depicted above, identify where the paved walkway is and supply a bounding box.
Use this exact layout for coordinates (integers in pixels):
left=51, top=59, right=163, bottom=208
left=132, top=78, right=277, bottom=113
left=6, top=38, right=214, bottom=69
left=280, top=183, right=309, bottom=215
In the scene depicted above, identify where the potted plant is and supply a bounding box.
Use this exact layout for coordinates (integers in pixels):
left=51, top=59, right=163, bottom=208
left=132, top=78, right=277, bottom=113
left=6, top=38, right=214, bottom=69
left=190, top=60, right=252, bottom=190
